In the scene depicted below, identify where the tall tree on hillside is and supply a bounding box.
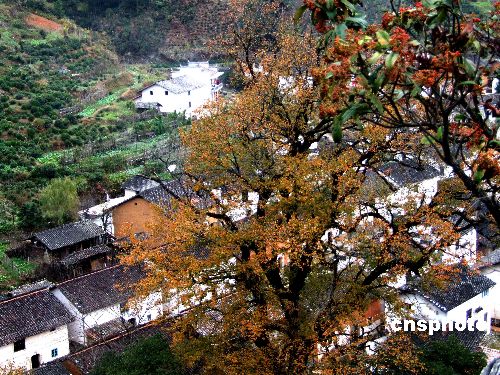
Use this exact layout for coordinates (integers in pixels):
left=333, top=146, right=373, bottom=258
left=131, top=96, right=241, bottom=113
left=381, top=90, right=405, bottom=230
left=123, top=23, right=463, bottom=374
left=39, top=177, right=80, bottom=225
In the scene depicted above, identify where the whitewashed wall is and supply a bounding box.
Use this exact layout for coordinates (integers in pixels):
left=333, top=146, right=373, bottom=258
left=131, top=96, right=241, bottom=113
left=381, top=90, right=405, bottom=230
left=136, top=84, right=210, bottom=117
left=53, top=288, right=163, bottom=345
left=480, top=265, right=500, bottom=320
left=387, top=289, right=493, bottom=334
left=0, top=325, right=70, bottom=371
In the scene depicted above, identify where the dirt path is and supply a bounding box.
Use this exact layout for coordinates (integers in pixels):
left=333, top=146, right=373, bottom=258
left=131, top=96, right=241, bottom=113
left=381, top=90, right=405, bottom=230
left=25, top=13, right=63, bottom=32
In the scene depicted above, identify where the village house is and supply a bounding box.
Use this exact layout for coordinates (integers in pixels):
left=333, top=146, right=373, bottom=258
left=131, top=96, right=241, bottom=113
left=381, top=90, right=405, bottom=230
left=59, top=244, right=115, bottom=278
left=52, top=265, right=163, bottom=346
left=31, top=221, right=108, bottom=263
left=134, top=61, right=223, bottom=117
left=386, top=265, right=496, bottom=338
left=0, top=287, right=73, bottom=371
left=80, top=175, right=208, bottom=240
left=477, top=249, right=500, bottom=330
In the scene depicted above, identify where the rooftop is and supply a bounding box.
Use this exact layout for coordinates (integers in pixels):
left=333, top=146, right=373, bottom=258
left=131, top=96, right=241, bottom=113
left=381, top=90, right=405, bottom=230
left=402, top=266, right=496, bottom=312
left=33, top=362, right=71, bottom=375
left=0, top=289, right=73, bottom=347
left=8, top=279, right=54, bottom=297
left=33, top=221, right=106, bottom=251
left=155, top=75, right=206, bottom=95
left=122, top=175, right=160, bottom=193
left=79, top=195, right=135, bottom=218
left=59, top=244, right=112, bottom=267
left=478, top=248, right=500, bottom=268
left=378, top=159, right=442, bottom=187
left=56, top=265, right=145, bottom=314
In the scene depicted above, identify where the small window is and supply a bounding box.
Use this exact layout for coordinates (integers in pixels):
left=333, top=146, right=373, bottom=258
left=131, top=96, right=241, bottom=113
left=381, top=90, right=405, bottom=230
left=165, top=90, right=168, bottom=95
left=242, top=190, right=249, bottom=202
left=482, top=290, right=489, bottom=297
left=475, top=306, right=483, bottom=313
left=149, top=90, right=153, bottom=95
left=51, top=348, right=58, bottom=358
left=188, top=91, right=191, bottom=96
left=466, top=308, right=472, bottom=320
left=189, top=102, right=191, bottom=108
left=484, top=312, right=488, bottom=322
left=147, top=314, right=152, bottom=321
left=14, top=339, right=25, bottom=352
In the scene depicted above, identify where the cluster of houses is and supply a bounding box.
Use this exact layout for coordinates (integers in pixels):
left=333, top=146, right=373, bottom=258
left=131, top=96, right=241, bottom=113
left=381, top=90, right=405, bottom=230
left=0, top=74, right=498, bottom=372
left=0, top=162, right=497, bottom=372
left=0, top=265, right=162, bottom=372
left=133, top=61, right=224, bottom=118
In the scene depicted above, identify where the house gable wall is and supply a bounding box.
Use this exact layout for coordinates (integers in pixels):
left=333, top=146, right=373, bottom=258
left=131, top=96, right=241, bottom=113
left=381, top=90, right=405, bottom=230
left=0, top=325, right=69, bottom=370
left=112, top=197, right=157, bottom=239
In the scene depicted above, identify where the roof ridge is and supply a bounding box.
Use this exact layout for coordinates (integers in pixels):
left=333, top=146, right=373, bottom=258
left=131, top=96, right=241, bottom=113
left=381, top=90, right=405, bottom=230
left=56, top=264, right=122, bottom=287
left=0, top=286, right=50, bottom=305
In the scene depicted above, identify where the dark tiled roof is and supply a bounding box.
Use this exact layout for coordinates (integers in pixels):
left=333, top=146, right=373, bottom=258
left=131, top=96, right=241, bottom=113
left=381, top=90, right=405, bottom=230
left=56, top=266, right=145, bottom=314
left=139, top=178, right=212, bottom=210
left=34, top=221, right=106, bottom=251
left=479, top=248, right=500, bottom=267
left=9, top=279, right=54, bottom=297
left=427, top=330, right=486, bottom=351
left=60, top=245, right=112, bottom=266
left=33, top=362, right=71, bottom=375
left=122, top=175, right=160, bottom=193
left=379, top=159, right=441, bottom=187
left=402, top=266, right=496, bottom=312
left=0, top=290, right=73, bottom=347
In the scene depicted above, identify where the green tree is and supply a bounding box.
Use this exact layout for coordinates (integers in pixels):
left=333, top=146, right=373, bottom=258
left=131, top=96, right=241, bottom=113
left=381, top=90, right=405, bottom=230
left=19, top=200, right=44, bottom=232
left=90, top=334, right=186, bottom=375
left=420, top=335, right=487, bottom=375
left=39, top=177, right=80, bottom=225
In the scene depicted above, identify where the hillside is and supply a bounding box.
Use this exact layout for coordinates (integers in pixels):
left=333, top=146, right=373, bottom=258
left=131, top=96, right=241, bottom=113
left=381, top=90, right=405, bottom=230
left=0, top=2, right=186, bottom=240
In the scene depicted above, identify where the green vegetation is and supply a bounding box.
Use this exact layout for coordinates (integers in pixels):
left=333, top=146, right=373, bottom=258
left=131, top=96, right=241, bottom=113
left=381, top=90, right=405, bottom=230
left=39, top=177, right=80, bottom=225
left=0, top=243, right=36, bottom=290
left=90, top=334, right=187, bottom=375
left=0, top=2, right=188, bottom=247
left=419, top=335, right=487, bottom=375
left=78, top=92, right=121, bottom=117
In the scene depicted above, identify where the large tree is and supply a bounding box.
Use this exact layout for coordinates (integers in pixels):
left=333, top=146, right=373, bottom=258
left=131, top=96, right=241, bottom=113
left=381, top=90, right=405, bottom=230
left=39, top=177, right=80, bottom=225
left=123, top=19, right=466, bottom=373
left=301, top=0, right=499, bottom=232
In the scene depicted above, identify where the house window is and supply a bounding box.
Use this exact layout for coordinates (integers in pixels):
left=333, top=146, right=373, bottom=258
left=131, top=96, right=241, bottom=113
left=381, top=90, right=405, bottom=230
left=51, top=348, right=58, bottom=358
left=466, top=308, right=472, bottom=320
left=188, top=91, right=191, bottom=96
left=242, top=190, right=249, bottom=202
left=14, top=339, right=25, bottom=352
left=189, top=102, right=191, bottom=108
left=475, top=306, right=483, bottom=313
left=165, top=90, right=168, bottom=95
left=484, top=312, right=488, bottom=322
left=147, top=314, right=152, bottom=321
left=482, top=290, right=489, bottom=297
left=150, top=90, right=153, bottom=95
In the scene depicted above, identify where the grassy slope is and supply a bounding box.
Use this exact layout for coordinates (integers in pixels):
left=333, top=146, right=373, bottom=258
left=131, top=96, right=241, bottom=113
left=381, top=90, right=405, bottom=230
left=0, top=3, right=184, bottom=243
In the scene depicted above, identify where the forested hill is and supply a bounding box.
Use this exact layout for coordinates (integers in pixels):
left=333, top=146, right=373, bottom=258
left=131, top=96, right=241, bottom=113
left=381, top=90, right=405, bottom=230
left=12, top=0, right=250, bottom=60
left=10, top=0, right=493, bottom=60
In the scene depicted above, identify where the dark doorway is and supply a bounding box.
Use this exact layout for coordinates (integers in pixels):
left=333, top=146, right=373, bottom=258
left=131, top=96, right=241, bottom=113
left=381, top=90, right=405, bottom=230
left=31, top=354, right=40, bottom=369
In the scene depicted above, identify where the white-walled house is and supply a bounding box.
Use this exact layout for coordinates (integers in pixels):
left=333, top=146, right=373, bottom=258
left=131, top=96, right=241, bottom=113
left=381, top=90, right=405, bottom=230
left=0, top=289, right=73, bottom=371
left=386, top=265, right=496, bottom=336
left=52, top=265, right=163, bottom=345
left=478, top=249, right=500, bottom=328
left=134, top=61, right=223, bottom=117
